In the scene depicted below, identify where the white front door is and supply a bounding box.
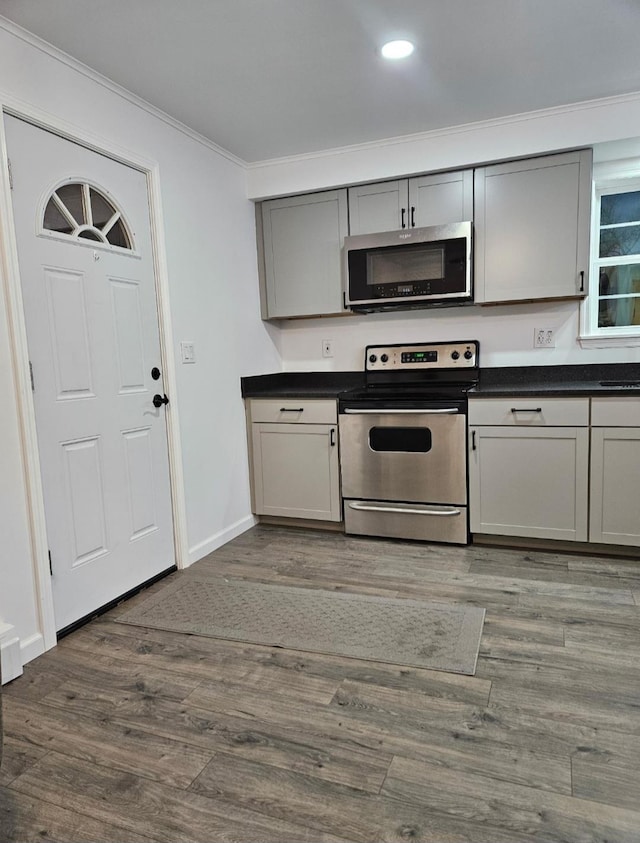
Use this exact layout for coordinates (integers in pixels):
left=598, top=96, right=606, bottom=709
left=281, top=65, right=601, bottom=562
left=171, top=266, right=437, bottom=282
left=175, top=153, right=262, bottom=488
left=5, top=115, right=175, bottom=632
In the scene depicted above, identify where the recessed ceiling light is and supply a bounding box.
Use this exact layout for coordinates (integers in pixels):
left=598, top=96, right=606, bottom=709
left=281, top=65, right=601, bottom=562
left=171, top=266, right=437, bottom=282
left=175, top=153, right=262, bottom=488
left=381, top=40, right=414, bottom=60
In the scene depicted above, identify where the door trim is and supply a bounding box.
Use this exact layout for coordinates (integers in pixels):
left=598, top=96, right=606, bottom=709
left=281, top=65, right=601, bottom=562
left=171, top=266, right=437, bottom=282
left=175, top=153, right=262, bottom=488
left=0, top=95, right=188, bottom=656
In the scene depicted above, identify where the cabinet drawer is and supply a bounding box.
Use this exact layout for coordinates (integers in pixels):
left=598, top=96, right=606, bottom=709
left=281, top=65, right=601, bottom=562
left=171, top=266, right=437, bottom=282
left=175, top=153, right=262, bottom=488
left=248, top=398, right=337, bottom=424
left=468, top=397, right=589, bottom=426
left=591, top=397, right=640, bottom=427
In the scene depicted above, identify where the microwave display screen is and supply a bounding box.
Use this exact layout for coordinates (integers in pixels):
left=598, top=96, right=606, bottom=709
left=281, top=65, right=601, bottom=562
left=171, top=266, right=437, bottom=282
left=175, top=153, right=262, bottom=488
left=366, top=246, right=444, bottom=286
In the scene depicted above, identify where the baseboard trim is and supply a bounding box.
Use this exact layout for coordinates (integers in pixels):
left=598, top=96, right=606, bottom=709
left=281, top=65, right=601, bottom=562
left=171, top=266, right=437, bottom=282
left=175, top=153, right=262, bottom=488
left=0, top=622, right=23, bottom=683
left=187, top=514, right=258, bottom=566
left=19, top=632, right=45, bottom=666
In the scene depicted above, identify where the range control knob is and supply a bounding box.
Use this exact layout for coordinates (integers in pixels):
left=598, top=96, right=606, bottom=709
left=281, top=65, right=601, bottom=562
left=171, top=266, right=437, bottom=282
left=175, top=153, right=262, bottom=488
left=380, top=354, right=389, bottom=363
left=369, top=354, right=377, bottom=364
left=451, top=350, right=460, bottom=360
left=464, top=349, right=473, bottom=360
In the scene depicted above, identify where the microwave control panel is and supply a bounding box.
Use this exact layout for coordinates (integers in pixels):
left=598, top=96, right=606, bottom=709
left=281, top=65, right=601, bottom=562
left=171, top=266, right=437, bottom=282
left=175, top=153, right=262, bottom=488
left=365, top=341, right=479, bottom=371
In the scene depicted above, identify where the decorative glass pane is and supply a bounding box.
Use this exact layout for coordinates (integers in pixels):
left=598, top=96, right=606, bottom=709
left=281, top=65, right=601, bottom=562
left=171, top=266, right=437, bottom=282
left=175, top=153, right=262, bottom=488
left=43, top=198, right=74, bottom=234
left=598, top=295, right=640, bottom=328
left=41, top=182, right=133, bottom=250
left=599, top=225, right=640, bottom=258
left=56, top=183, right=85, bottom=225
left=599, top=264, right=640, bottom=297
left=78, top=230, right=103, bottom=242
left=600, top=191, right=640, bottom=225
left=105, top=219, right=130, bottom=249
left=90, top=188, right=115, bottom=228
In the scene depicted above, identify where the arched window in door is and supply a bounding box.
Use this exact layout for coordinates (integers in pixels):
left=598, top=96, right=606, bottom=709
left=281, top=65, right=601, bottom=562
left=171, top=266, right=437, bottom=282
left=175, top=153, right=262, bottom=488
left=42, top=181, right=133, bottom=249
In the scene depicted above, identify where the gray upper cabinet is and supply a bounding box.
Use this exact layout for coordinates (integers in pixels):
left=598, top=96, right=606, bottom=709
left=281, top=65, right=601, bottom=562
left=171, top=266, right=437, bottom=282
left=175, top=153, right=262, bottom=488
left=348, top=170, right=473, bottom=235
left=260, top=189, right=348, bottom=319
left=474, top=149, right=592, bottom=304
left=347, top=180, right=407, bottom=235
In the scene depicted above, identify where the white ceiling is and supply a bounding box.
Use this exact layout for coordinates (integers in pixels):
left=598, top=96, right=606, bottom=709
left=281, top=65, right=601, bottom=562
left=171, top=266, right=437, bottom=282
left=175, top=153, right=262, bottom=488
left=2, top=0, right=640, bottom=163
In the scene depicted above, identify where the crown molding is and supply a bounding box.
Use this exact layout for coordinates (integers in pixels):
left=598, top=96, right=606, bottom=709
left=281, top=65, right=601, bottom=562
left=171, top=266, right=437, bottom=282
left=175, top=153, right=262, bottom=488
left=247, top=89, right=640, bottom=172
left=0, top=15, right=246, bottom=168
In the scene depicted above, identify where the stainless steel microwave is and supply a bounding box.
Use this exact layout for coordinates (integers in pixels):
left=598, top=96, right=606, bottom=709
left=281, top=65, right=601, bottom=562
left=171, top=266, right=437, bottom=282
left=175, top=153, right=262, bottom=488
left=344, top=221, right=472, bottom=312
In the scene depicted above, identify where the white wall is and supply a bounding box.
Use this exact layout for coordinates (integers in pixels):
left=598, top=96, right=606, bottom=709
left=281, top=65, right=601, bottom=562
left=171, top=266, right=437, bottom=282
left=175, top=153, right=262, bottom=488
left=0, top=19, right=280, bottom=671
left=279, top=300, right=640, bottom=372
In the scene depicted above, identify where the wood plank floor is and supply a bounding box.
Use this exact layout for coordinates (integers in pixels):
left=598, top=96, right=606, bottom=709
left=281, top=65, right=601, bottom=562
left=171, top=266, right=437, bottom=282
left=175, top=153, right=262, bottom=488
left=2, top=525, right=640, bottom=842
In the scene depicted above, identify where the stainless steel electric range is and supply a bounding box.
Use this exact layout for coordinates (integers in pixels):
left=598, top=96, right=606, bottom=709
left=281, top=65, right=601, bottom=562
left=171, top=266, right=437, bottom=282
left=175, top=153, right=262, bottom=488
left=338, top=340, right=479, bottom=544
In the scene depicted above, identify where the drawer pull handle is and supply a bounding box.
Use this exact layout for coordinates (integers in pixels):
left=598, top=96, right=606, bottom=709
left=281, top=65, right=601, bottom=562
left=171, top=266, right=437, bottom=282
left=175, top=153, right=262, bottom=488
left=330, top=428, right=336, bottom=446
left=348, top=502, right=461, bottom=517
left=279, top=407, right=304, bottom=413
left=343, top=408, right=458, bottom=414
left=511, top=407, right=542, bottom=413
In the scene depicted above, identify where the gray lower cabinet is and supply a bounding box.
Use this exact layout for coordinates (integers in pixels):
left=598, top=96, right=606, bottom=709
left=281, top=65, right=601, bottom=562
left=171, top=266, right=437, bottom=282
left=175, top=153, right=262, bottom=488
left=247, top=399, right=341, bottom=521
left=260, top=190, right=348, bottom=318
left=474, top=149, right=592, bottom=304
left=468, top=398, right=590, bottom=541
left=589, top=398, right=640, bottom=546
left=347, top=170, right=473, bottom=235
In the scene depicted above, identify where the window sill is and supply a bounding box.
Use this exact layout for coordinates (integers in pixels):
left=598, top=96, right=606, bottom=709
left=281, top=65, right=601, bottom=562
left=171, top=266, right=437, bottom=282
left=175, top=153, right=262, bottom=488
left=578, top=333, right=640, bottom=348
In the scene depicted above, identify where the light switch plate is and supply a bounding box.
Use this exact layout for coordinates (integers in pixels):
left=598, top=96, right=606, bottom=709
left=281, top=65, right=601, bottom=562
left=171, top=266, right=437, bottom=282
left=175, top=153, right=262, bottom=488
left=180, top=341, right=196, bottom=363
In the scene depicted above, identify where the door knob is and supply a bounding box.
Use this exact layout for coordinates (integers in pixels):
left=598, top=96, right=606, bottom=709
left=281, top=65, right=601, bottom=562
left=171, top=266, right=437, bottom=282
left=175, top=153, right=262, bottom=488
left=152, top=393, right=169, bottom=408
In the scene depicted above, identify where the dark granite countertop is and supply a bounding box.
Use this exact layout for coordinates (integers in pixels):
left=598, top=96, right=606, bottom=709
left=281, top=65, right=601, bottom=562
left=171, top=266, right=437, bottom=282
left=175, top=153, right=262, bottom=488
left=472, top=363, right=640, bottom=397
left=242, top=363, right=640, bottom=400
left=241, top=371, right=364, bottom=399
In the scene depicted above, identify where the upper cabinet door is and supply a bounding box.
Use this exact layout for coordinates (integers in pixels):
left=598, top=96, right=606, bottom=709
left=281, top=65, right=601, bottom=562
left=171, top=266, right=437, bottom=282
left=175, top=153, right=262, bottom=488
left=347, top=180, right=409, bottom=234
left=409, top=170, right=473, bottom=228
left=474, top=149, right=592, bottom=304
left=348, top=172, right=473, bottom=235
left=261, top=189, right=348, bottom=318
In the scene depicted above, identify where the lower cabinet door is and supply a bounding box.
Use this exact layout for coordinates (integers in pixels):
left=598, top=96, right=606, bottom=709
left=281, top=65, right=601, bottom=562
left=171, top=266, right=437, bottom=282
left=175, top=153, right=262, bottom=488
left=469, top=426, right=589, bottom=541
left=251, top=423, right=341, bottom=521
left=590, top=427, right=640, bottom=546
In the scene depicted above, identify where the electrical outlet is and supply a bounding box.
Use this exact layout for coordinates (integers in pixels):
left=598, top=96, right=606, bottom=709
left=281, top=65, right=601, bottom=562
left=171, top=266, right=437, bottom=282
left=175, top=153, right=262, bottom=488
left=533, top=328, right=555, bottom=348
left=322, top=339, right=333, bottom=358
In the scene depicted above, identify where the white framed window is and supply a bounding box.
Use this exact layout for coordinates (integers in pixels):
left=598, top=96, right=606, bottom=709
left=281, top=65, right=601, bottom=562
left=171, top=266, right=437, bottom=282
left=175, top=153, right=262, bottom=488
left=580, top=168, right=640, bottom=347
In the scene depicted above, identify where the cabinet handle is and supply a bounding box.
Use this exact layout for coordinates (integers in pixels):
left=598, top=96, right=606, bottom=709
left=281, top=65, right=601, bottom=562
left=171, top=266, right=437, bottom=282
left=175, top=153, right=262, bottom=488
left=410, top=206, right=415, bottom=227
left=511, top=407, right=542, bottom=413
left=579, top=270, right=585, bottom=292
left=330, top=428, right=336, bottom=446
left=401, top=207, right=406, bottom=229
left=472, top=430, right=477, bottom=451
left=279, top=407, right=304, bottom=413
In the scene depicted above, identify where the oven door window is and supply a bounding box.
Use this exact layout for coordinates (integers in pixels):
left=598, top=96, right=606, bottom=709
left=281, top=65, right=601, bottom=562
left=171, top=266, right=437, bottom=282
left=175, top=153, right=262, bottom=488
left=369, top=426, right=432, bottom=453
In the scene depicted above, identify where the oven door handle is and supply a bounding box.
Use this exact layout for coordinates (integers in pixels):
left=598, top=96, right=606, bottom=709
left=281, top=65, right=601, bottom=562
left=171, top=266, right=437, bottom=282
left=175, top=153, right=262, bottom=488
left=348, top=502, right=462, bottom=517
left=342, top=408, right=459, bottom=414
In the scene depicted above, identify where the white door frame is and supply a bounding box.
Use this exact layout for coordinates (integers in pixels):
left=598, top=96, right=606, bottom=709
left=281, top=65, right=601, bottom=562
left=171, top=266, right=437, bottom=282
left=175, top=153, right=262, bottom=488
left=0, top=94, right=188, bottom=654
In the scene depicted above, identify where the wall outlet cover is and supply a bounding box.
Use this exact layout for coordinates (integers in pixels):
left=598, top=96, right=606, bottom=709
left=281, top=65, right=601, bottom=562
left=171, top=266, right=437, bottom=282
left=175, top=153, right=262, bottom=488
left=533, top=328, right=555, bottom=348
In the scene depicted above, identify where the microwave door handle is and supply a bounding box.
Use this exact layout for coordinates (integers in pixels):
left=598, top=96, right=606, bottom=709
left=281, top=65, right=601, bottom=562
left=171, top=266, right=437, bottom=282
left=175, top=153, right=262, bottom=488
left=342, top=408, right=459, bottom=414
